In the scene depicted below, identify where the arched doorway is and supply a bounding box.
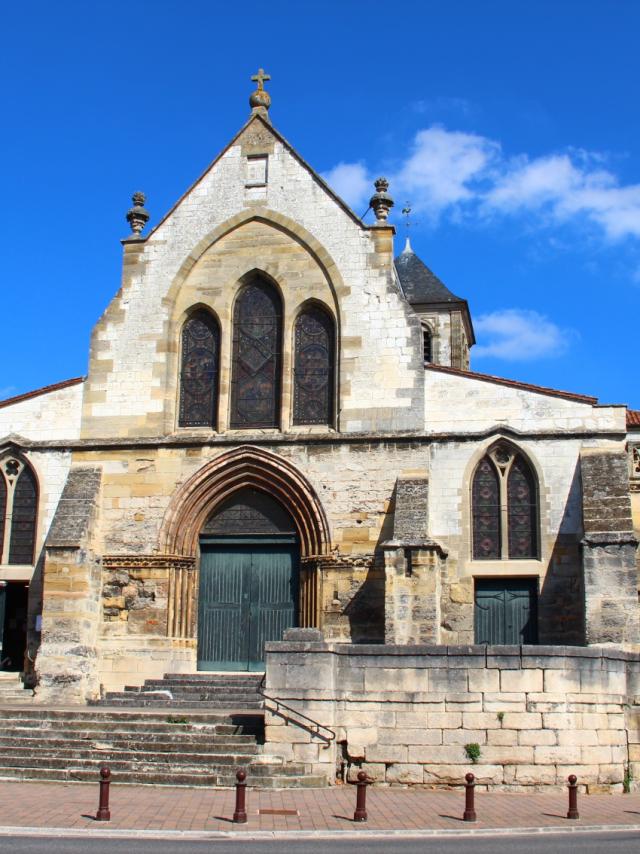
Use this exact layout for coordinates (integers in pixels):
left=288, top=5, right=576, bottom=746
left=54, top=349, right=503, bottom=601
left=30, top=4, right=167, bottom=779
left=197, top=487, right=299, bottom=671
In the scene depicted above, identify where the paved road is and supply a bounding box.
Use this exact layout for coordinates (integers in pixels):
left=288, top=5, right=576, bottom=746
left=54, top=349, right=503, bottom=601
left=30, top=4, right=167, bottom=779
left=0, top=831, right=638, bottom=853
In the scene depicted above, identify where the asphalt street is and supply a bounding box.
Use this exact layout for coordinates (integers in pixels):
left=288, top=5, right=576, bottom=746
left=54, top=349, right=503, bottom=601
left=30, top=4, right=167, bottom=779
left=0, top=831, right=637, bottom=853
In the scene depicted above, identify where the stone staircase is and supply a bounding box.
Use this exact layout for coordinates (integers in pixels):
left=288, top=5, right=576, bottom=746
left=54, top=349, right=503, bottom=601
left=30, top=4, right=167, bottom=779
left=0, top=672, right=34, bottom=704
left=95, top=672, right=263, bottom=709
left=0, top=673, right=326, bottom=788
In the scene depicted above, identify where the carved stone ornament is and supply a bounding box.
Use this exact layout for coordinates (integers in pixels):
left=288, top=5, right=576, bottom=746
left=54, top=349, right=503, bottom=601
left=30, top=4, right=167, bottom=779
left=126, top=191, right=150, bottom=235
left=102, top=554, right=196, bottom=571
left=369, top=177, right=394, bottom=223
left=249, top=67, right=271, bottom=111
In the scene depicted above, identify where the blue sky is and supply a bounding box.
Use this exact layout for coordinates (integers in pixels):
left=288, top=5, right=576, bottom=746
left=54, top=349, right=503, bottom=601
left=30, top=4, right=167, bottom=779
left=2, top=1, right=639, bottom=408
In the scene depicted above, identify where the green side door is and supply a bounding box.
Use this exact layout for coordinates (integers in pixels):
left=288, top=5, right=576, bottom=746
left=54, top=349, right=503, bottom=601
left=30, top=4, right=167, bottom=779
left=197, top=539, right=298, bottom=671
left=474, top=579, right=538, bottom=645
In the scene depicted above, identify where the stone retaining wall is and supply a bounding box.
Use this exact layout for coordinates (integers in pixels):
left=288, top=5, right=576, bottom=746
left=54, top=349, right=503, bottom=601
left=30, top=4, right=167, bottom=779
left=264, top=638, right=640, bottom=792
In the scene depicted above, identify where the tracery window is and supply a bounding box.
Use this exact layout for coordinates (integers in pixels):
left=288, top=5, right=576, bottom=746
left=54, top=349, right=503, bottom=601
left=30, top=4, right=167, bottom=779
left=0, top=456, right=37, bottom=565
left=293, top=305, right=335, bottom=426
left=422, top=326, right=432, bottom=363
left=472, top=444, right=538, bottom=560
left=230, top=279, right=282, bottom=429
left=178, top=310, right=220, bottom=428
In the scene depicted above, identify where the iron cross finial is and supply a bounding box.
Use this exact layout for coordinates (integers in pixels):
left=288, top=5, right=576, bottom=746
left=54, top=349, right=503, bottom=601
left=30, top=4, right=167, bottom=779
left=251, top=68, right=271, bottom=90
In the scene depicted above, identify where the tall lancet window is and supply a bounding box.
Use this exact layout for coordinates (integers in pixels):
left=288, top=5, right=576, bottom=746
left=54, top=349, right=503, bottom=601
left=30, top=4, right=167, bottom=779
left=178, top=310, right=220, bottom=428
left=472, top=443, right=539, bottom=560
left=0, top=456, right=38, bottom=565
left=230, top=279, right=282, bottom=429
left=293, top=305, right=335, bottom=426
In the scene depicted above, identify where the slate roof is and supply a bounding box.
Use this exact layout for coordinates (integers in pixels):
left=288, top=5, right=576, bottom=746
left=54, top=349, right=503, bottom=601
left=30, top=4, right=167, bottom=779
left=394, top=240, right=465, bottom=305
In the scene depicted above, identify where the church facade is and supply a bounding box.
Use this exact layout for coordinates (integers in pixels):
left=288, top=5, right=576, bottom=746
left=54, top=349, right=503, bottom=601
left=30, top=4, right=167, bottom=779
left=0, top=73, right=639, bottom=788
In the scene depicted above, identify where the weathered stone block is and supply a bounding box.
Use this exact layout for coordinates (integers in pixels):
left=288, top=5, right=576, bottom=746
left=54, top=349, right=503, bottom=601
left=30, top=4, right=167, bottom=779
left=500, top=670, right=543, bottom=693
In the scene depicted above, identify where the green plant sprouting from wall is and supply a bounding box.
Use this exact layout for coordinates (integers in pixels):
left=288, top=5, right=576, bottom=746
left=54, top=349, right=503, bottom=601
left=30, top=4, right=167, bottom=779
left=464, top=742, right=481, bottom=764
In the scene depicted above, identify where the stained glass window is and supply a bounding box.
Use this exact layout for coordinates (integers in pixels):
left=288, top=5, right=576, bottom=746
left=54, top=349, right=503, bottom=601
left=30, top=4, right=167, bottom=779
left=472, top=446, right=538, bottom=561
left=8, top=466, right=37, bottom=565
left=293, top=305, right=334, bottom=426
left=507, top=455, right=537, bottom=558
left=472, top=457, right=501, bottom=559
left=178, top=311, right=219, bottom=428
left=230, top=280, right=282, bottom=429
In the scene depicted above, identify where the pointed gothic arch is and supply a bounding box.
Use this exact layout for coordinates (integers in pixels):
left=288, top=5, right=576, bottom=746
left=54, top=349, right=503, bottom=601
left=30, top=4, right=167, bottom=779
left=160, top=445, right=331, bottom=558
left=471, top=439, right=539, bottom=560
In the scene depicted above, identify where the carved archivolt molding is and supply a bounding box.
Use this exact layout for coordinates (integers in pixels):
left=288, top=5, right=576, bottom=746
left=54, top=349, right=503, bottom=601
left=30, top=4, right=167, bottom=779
left=159, top=445, right=331, bottom=558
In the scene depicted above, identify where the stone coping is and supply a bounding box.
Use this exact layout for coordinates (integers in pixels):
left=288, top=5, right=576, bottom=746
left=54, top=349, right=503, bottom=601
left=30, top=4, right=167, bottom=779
left=264, top=641, right=640, bottom=664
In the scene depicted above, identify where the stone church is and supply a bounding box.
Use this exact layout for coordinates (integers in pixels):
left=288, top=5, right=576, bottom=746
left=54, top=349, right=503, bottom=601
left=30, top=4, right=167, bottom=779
left=0, top=72, right=639, bottom=789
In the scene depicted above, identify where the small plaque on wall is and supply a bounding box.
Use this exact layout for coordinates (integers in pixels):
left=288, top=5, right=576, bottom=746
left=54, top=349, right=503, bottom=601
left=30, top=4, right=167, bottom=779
left=246, top=155, right=268, bottom=187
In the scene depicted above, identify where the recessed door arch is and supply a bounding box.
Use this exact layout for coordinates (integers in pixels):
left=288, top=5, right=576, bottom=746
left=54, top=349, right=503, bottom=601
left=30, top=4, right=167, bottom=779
left=197, top=488, right=299, bottom=671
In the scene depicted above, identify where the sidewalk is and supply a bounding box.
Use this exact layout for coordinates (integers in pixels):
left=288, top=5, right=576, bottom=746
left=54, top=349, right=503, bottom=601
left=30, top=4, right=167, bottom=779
left=0, top=780, right=639, bottom=838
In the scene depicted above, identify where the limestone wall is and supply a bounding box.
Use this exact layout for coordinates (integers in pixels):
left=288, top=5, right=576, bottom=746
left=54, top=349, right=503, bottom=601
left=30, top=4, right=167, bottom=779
left=81, top=115, right=424, bottom=438
left=0, top=381, right=83, bottom=442
left=264, top=640, right=640, bottom=792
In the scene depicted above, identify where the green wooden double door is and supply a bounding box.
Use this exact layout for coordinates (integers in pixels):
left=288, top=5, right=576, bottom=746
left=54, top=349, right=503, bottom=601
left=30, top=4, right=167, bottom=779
left=474, top=579, right=538, bottom=645
left=197, top=537, right=299, bottom=671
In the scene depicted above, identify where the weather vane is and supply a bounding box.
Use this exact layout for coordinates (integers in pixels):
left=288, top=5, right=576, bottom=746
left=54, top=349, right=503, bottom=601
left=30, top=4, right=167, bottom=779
left=401, top=202, right=412, bottom=234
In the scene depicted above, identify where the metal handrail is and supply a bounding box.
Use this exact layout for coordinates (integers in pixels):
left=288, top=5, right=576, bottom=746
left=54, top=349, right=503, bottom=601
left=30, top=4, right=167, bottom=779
left=259, top=674, right=336, bottom=747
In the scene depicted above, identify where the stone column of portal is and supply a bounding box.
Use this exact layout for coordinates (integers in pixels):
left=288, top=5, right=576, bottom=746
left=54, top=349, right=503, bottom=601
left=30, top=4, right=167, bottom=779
left=382, top=478, right=448, bottom=644
left=580, top=451, right=639, bottom=645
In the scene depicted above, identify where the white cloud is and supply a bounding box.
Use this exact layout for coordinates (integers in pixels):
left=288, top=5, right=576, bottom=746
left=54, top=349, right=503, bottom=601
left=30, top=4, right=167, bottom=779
left=321, top=162, right=370, bottom=210
left=394, top=126, right=499, bottom=218
left=473, top=309, right=574, bottom=361
left=322, top=125, right=640, bottom=243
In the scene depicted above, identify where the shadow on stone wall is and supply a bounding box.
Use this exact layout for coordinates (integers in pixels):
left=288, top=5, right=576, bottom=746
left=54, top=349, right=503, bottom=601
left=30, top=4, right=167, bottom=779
left=538, top=462, right=585, bottom=645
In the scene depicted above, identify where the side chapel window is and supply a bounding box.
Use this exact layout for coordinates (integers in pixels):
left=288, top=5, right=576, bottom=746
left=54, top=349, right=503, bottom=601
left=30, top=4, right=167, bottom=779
left=422, top=326, right=432, bottom=363
left=0, top=456, right=37, bottom=565
left=230, top=279, right=282, bottom=429
left=472, top=444, right=538, bottom=560
left=293, top=305, right=335, bottom=426
left=178, top=310, right=220, bottom=428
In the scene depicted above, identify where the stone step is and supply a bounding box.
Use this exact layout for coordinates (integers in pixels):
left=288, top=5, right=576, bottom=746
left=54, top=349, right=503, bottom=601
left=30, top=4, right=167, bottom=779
left=162, top=673, right=264, bottom=681
left=129, top=685, right=262, bottom=697
left=0, top=735, right=259, bottom=753
left=101, top=697, right=263, bottom=709
left=0, top=753, right=304, bottom=775
left=0, top=766, right=326, bottom=789
left=0, top=708, right=264, bottom=723
left=0, top=747, right=267, bottom=765
left=0, top=713, right=260, bottom=729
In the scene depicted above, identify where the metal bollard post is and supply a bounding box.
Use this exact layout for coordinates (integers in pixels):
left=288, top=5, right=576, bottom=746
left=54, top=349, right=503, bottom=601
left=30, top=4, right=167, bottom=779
left=353, top=770, right=368, bottom=822
left=233, top=769, right=248, bottom=824
left=463, top=772, right=477, bottom=822
left=96, top=766, right=111, bottom=821
left=567, top=774, right=579, bottom=820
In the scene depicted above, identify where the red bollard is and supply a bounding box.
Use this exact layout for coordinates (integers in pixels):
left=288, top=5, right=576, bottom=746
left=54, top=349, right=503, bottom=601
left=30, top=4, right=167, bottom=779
left=233, top=769, right=248, bottom=824
left=96, top=766, right=111, bottom=821
left=463, top=772, right=477, bottom=822
left=353, top=770, right=368, bottom=822
left=567, top=774, right=579, bottom=820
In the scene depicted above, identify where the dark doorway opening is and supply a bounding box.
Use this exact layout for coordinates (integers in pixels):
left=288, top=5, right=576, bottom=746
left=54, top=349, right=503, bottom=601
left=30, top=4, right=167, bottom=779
left=0, top=582, right=28, bottom=671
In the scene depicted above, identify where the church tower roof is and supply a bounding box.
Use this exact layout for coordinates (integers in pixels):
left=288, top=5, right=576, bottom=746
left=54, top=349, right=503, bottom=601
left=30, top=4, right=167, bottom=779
left=394, top=239, right=464, bottom=305
left=394, top=239, right=475, bottom=345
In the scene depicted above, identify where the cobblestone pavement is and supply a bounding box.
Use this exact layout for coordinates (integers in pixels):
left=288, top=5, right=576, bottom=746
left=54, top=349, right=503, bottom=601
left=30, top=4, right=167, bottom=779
left=0, top=781, right=639, bottom=834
